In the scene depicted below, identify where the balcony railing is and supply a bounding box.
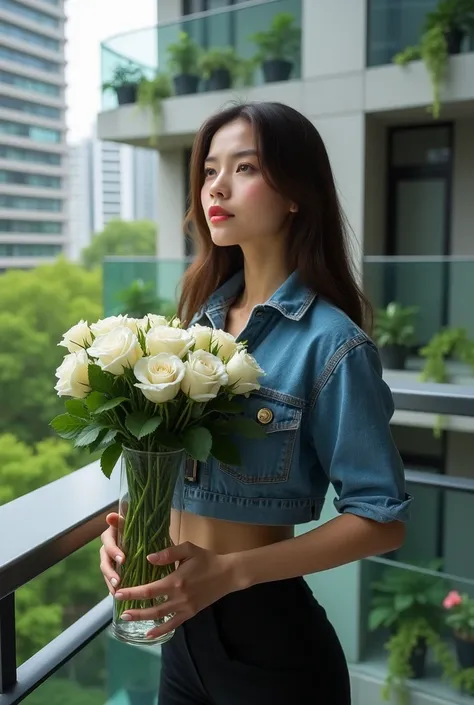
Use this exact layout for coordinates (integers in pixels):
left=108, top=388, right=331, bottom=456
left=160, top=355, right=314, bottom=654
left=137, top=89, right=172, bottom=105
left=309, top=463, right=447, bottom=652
left=100, top=0, right=302, bottom=111
left=364, top=256, right=474, bottom=345
left=1, top=382, right=474, bottom=704
left=366, top=0, right=474, bottom=67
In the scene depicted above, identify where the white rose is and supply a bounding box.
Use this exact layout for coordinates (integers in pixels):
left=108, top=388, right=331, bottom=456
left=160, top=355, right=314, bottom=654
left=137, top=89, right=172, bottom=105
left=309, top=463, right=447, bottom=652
left=139, top=314, right=169, bottom=330
left=213, top=330, right=239, bottom=361
left=226, top=350, right=264, bottom=395
left=146, top=325, right=193, bottom=359
left=181, top=350, right=229, bottom=402
left=90, top=315, right=122, bottom=337
left=189, top=324, right=214, bottom=352
left=88, top=326, right=143, bottom=376
left=134, top=353, right=185, bottom=404
left=54, top=349, right=91, bottom=399
left=58, top=320, right=92, bottom=353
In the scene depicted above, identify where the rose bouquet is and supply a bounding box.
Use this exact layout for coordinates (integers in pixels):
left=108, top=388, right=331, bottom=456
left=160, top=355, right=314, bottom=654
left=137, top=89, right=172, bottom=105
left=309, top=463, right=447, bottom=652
left=51, top=313, right=265, bottom=644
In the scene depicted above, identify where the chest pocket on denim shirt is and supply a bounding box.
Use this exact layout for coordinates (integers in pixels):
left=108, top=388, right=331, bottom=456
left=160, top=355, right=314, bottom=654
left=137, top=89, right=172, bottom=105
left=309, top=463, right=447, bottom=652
left=219, top=391, right=302, bottom=484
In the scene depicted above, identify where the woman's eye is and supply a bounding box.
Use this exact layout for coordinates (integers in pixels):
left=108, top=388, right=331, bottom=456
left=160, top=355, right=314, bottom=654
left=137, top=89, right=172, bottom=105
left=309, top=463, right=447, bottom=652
left=237, top=163, right=254, bottom=173
left=204, top=167, right=215, bottom=177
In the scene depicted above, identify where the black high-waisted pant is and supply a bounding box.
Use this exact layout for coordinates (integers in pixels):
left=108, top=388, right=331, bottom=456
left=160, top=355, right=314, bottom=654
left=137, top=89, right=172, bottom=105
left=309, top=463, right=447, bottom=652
left=158, top=577, right=351, bottom=704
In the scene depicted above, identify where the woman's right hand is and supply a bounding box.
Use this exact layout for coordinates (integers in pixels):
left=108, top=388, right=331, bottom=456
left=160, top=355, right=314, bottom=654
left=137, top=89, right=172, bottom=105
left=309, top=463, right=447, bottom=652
left=100, top=512, right=125, bottom=595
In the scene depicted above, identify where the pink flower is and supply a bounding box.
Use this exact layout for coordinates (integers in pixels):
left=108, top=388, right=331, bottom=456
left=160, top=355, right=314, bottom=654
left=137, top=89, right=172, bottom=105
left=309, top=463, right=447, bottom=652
left=443, top=591, right=463, bottom=609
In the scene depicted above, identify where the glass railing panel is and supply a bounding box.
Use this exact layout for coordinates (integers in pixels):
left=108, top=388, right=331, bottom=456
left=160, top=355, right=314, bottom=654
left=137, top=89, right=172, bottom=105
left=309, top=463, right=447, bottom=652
left=102, top=257, right=193, bottom=318
left=363, top=257, right=474, bottom=346
left=101, top=0, right=302, bottom=110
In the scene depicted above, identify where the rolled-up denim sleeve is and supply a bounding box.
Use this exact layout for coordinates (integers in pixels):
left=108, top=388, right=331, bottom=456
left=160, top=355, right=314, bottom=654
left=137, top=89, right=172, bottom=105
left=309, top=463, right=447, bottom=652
left=310, top=340, right=412, bottom=523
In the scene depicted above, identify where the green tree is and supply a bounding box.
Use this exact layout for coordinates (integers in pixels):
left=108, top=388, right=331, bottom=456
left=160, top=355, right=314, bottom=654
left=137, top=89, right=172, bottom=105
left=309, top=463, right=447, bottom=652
left=82, top=219, right=157, bottom=270
left=0, top=258, right=102, bottom=444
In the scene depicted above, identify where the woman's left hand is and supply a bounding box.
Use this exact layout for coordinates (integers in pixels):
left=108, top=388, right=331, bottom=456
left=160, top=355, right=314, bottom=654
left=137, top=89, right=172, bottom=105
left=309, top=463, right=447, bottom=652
left=114, top=542, right=238, bottom=640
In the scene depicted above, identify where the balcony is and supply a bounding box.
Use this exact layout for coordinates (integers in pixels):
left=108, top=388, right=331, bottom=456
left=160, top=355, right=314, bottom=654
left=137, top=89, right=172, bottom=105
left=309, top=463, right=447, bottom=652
left=97, top=0, right=302, bottom=149
left=366, top=0, right=474, bottom=116
left=1, top=384, right=474, bottom=705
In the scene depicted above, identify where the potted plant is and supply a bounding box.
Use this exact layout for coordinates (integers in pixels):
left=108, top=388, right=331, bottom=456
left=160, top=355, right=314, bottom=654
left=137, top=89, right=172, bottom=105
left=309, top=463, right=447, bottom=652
left=394, top=0, right=474, bottom=118
left=167, top=32, right=202, bottom=95
left=199, top=47, right=242, bottom=91
left=102, top=64, right=143, bottom=106
left=443, top=591, right=474, bottom=669
left=249, top=12, right=301, bottom=83
left=373, top=302, right=418, bottom=370
left=420, top=326, right=474, bottom=383
left=368, top=561, right=452, bottom=702
left=137, top=72, right=172, bottom=143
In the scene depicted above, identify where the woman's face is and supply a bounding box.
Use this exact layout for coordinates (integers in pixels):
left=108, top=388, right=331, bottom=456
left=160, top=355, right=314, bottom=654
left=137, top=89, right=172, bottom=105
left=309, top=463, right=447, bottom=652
left=200, top=119, right=295, bottom=250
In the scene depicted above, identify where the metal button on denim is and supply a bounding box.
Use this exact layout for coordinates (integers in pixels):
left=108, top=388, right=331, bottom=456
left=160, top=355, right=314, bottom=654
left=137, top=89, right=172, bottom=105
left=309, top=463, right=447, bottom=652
left=257, top=408, right=273, bottom=425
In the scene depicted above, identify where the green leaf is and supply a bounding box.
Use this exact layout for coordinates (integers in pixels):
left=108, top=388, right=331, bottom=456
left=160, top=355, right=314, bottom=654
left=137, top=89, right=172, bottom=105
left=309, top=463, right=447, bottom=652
left=125, top=412, right=162, bottom=439
left=96, top=429, right=119, bottom=450
left=395, top=594, right=415, bottom=613
left=368, top=607, right=393, bottom=631
left=100, top=442, right=122, bottom=479
left=232, top=416, right=268, bottom=439
left=65, top=399, right=89, bottom=419
left=85, top=391, right=108, bottom=412
left=50, top=413, right=87, bottom=440
left=94, top=396, right=128, bottom=414
left=138, top=416, right=162, bottom=439
left=210, top=435, right=241, bottom=466
left=88, top=364, right=115, bottom=395
left=182, top=426, right=212, bottom=462
left=73, top=423, right=105, bottom=448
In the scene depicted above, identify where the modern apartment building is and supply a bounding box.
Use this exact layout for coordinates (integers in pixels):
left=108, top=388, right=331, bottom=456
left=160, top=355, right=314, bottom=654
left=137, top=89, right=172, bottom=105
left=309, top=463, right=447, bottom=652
left=68, top=131, right=159, bottom=261
left=94, top=2, right=474, bottom=703
left=0, top=0, right=68, bottom=271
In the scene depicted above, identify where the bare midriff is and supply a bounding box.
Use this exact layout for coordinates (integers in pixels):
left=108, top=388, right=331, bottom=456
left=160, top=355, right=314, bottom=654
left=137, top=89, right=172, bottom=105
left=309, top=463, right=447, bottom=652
left=170, top=509, right=294, bottom=555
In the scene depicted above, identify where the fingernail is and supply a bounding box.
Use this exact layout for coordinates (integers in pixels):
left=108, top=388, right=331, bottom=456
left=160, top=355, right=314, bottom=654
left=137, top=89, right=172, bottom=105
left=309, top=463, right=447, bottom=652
left=111, top=578, right=118, bottom=587
left=115, top=555, right=123, bottom=565
left=115, top=592, right=124, bottom=600
left=121, top=614, right=132, bottom=621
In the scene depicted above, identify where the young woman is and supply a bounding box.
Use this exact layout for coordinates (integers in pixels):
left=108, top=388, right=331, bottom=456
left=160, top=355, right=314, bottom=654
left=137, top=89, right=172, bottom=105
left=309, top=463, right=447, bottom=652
left=100, top=102, right=412, bottom=704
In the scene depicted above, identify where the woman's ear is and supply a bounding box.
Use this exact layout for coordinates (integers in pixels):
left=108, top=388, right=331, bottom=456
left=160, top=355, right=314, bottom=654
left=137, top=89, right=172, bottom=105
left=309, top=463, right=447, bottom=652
left=289, top=204, right=298, bottom=213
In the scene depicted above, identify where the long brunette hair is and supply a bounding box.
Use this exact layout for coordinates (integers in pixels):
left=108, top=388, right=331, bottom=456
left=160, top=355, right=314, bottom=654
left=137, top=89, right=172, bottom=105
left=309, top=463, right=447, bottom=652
left=178, top=102, right=371, bottom=331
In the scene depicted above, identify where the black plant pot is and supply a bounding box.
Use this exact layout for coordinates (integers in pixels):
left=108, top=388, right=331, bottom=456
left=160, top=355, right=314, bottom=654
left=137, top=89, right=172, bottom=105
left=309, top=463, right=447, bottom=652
left=445, top=27, right=465, bottom=55
left=173, top=73, right=200, bottom=95
left=127, top=689, right=157, bottom=705
left=262, top=59, right=293, bottom=83
left=207, top=68, right=231, bottom=91
left=379, top=344, right=408, bottom=370
left=409, top=637, right=428, bottom=679
left=116, top=83, right=138, bottom=105
left=454, top=634, right=474, bottom=669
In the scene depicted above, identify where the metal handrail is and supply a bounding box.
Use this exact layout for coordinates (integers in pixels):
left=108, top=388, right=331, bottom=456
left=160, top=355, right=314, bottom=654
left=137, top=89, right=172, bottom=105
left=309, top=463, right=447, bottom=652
left=0, top=461, right=119, bottom=602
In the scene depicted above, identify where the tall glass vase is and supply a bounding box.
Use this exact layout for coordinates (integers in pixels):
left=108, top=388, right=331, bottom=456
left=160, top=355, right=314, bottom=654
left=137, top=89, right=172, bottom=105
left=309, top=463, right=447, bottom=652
left=112, top=446, right=185, bottom=646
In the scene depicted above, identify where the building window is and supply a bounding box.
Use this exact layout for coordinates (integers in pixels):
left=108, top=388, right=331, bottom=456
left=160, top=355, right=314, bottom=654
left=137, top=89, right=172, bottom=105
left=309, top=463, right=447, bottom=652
left=0, top=0, right=60, bottom=29
left=0, top=69, right=60, bottom=96
left=0, top=95, right=61, bottom=120
left=0, top=195, right=62, bottom=211
left=0, top=145, right=61, bottom=165
left=0, top=219, right=62, bottom=233
left=0, top=243, right=62, bottom=256
left=0, top=120, right=61, bottom=143
left=0, top=46, right=60, bottom=73
left=0, top=20, right=60, bottom=51
left=0, top=170, right=61, bottom=189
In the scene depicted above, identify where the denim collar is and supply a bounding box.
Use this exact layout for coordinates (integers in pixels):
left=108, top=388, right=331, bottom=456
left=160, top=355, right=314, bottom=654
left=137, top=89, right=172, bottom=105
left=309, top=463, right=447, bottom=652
left=205, top=269, right=316, bottom=321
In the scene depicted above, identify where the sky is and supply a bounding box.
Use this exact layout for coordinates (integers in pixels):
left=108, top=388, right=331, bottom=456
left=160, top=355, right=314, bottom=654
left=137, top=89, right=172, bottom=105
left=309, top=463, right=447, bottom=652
left=65, top=0, right=157, bottom=143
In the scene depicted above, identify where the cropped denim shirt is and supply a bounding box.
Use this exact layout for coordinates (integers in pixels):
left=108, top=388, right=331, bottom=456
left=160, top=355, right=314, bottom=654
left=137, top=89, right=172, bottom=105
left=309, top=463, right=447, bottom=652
left=172, top=270, right=412, bottom=526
